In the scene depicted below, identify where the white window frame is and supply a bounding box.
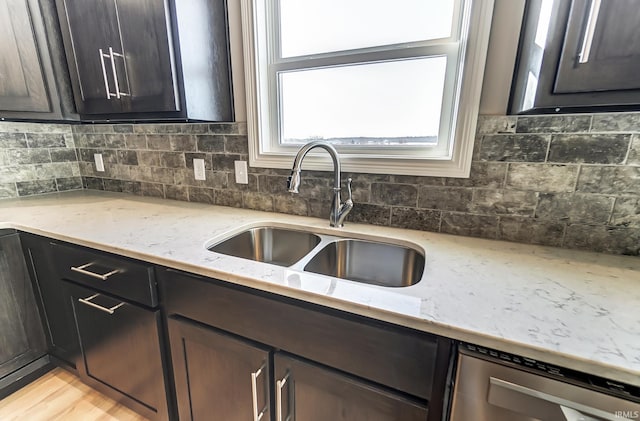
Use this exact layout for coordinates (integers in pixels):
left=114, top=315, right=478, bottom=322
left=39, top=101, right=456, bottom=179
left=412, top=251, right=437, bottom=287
left=241, top=0, right=495, bottom=177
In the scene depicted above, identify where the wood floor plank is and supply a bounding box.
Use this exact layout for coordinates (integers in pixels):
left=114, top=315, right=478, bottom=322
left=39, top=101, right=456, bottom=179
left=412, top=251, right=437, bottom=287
left=0, top=368, right=149, bottom=421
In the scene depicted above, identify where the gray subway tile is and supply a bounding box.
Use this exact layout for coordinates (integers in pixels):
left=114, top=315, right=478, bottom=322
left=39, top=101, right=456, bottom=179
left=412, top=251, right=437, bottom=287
left=479, top=134, right=549, bottom=162
left=390, top=207, right=441, bottom=232
left=82, top=177, right=105, bottom=190
left=50, top=148, right=78, bottom=162
left=591, top=113, right=640, bottom=132
left=274, top=194, right=308, bottom=216
left=17, top=179, right=57, bottom=196
left=214, top=189, right=243, bottom=207
left=564, top=225, right=640, bottom=256
left=124, top=134, right=148, bottom=150
left=146, top=135, right=172, bottom=150
left=170, top=135, right=196, bottom=152
left=346, top=203, right=390, bottom=226
left=446, top=162, right=507, bottom=188
left=165, top=185, right=189, bottom=201
left=103, top=179, right=125, bottom=193
left=243, top=192, right=274, bottom=211
left=6, top=149, right=51, bottom=164
left=441, top=213, right=498, bottom=239
left=159, top=152, right=186, bottom=168
left=611, top=197, right=640, bottom=228
left=308, top=199, right=332, bottom=219
left=627, top=135, right=640, bottom=165
left=137, top=151, right=161, bottom=167
left=576, top=166, right=640, bottom=195
left=139, top=182, right=165, bottom=198
left=104, top=134, right=126, bottom=148
left=548, top=134, right=630, bottom=164
left=371, top=183, right=417, bottom=207
left=0, top=183, right=17, bottom=199
left=196, top=134, right=225, bottom=153
left=0, top=133, right=27, bottom=148
left=471, top=189, right=537, bottom=216
left=26, top=133, right=66, bottom=148
left=535, top=193, right=614, bottom=224
left=113, top=124, right=134, bottom=133
left=210, top=123, right=242, bottom=134
left=476, top=116, right=517, bottom=135
left=418, top=186, right=473, bottom=212
left=498, top=217, right=565, bottom=247
left=117, top=150, right=139, bottom=166
left=56, top=177, right=83, bottom=191
left=391, top=174, right=445, bottom=186
left=506, top=164, right=579, bottom=193
left=516, top=115, right=591, bottom=133
left=224, top=135, right=249, bottom=154
left=213, top=154, right=242, bottom=171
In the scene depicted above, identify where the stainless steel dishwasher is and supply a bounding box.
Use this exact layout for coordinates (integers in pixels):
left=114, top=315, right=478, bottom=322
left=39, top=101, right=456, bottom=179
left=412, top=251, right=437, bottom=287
left=450, top=344, right=640, bottom=421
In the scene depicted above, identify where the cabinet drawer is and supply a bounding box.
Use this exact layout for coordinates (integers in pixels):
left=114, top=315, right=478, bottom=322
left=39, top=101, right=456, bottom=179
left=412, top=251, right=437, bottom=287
left=52, top=243, right=157, bottom=307
left=161, top=269, right=451, bottom=401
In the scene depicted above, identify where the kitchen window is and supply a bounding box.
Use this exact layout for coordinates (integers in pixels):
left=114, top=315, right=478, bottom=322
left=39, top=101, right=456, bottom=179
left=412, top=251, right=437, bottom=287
left=241, top=0, right=495, bottom=177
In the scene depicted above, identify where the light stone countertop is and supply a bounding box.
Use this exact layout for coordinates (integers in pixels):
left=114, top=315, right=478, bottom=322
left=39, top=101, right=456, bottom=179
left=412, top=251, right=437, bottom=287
left=1, top=191, right=639, bottom=387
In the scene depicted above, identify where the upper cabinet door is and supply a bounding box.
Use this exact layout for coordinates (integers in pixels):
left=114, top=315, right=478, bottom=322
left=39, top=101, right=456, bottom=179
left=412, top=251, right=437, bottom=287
left=115, top=0, right=179, bottom=113
left=555, top=0, right=640, bottom=93
left=0, top=0, right=50, bottom=113
left=60, top=0, right=125, bottom=114
left=59, top=0, right=178, bottom=115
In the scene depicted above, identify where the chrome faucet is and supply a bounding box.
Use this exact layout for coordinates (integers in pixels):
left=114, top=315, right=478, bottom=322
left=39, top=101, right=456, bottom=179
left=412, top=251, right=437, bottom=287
left=287, top=141, right=353, bottom=227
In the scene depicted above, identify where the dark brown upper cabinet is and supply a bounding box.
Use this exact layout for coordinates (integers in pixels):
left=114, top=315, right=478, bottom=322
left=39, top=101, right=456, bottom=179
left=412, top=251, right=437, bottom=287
left=0, top=0, right=77, bottom=121
left=56, top=0, right=234, bottom=121
left=510, top=0, right=640, bottom=114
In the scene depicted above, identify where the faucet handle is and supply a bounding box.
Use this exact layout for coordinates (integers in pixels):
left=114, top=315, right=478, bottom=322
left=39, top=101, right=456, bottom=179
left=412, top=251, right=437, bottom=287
left=345, top=178, right=353, bottom=203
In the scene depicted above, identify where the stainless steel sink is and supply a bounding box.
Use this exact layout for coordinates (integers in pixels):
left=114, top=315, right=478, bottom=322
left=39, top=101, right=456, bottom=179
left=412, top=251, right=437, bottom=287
left=208, top=227, right=321, bottom=267
left=303, top=239, right=424, bottom=287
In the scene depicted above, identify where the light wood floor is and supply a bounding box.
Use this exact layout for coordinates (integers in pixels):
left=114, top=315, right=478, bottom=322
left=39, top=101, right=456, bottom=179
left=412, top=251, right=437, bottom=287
left=0, top=368, right=149, bottom=421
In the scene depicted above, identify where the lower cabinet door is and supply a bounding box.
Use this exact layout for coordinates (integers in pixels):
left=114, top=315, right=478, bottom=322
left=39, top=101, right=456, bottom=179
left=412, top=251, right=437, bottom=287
left=168, top=317, right=272, bottom=421
left=274, top=353, right=428, bottom=421
left=69, top=283, right=168, bottom=421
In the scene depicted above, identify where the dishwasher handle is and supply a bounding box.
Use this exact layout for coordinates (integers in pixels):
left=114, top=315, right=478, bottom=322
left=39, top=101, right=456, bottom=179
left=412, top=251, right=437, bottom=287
left=489, top=377, right=620, bottom=421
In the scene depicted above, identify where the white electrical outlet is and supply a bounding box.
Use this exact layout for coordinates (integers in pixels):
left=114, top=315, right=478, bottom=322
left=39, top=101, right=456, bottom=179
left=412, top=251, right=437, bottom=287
left=234, top=160, right=248, bottom=184
left=94, top=153, right=105, bottom=172
left=193, top=158, right=206, bottom=180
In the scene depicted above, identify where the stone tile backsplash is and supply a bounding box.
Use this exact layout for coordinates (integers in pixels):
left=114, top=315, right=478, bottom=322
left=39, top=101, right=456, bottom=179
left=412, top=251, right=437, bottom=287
left=1, top=113, right=639, bottom=255
left=0, top=123, right=80, bottom=198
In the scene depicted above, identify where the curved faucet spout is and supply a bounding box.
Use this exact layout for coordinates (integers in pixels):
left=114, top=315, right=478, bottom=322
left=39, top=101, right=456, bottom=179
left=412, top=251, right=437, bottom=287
left=286, top=141, right=353, bottom=227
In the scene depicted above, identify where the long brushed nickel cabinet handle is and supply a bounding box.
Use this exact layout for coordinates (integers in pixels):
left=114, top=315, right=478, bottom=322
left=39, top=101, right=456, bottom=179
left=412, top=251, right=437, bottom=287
left=276, top=372, right=290, bottom=421
left=251, top=363, right=268, bottom=421
left=78, top=293, right=124, bottom=315
left=71, top=262, right=119, bottom=280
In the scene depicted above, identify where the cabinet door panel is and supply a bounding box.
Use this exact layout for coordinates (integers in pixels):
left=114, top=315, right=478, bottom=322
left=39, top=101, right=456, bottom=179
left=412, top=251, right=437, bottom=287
left=116, top=0, right=178, bottom=113
left=274, top=353, right=428, bottom=421
left=0, top=232, right=46, bottom=378
left=168, top=317, right=272, bottom=421
left=21, top=235, right=79, bottom=367
left=555, top=0, right=640, bottom=93
left=70, top=283, right=165, bottom=413
left=60, top=0, right=123, bottom=114
left=0, top=0, right=50, bottom=112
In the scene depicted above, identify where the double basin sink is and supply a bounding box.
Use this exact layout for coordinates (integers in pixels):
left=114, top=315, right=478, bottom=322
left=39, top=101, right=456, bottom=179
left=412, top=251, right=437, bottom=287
left=207, top=226, right=425, bottom=287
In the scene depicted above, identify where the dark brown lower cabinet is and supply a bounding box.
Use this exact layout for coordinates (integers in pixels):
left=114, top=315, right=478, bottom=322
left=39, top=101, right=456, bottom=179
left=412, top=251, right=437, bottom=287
left=20, top=233, right=79, bottom=368
left=67, top=282, right=169, bottom=421
left=0, top=230, right=48, bottom=398
left=162, top=268, right=449, bottom=421
left=168, top=318, right=271, bottom=421
left=274, top=353, right=428, bottom=421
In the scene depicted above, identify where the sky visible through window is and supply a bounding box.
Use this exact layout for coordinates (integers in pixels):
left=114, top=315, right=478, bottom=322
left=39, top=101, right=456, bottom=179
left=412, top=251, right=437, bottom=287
left=278, top=0, right=455, bottom=145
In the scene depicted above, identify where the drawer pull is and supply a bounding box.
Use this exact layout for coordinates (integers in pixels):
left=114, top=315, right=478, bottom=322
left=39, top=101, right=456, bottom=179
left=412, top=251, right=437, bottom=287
left=276, top=372, right=290, bottom=421
left=251, top=363, right=268, bottom=421
left=78, top=293, right=125, bottom=315
left=71, top=263, right=119, bottom=280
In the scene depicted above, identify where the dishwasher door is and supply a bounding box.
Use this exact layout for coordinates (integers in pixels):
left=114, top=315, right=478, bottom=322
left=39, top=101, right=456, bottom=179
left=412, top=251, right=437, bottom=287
left=450, top=352, right=640, bottom=421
